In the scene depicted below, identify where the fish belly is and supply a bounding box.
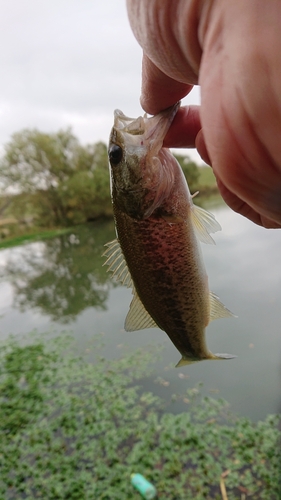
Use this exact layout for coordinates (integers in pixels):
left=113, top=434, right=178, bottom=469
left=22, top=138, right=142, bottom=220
left=114, top=207, right=210, bottom=360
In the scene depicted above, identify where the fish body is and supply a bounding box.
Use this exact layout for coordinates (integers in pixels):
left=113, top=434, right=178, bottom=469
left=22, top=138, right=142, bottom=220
left=104, top=103, right=235, bottom=366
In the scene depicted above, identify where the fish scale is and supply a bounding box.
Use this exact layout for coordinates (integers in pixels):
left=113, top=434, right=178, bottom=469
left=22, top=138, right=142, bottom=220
left=114, top=203, right=210, bottom=361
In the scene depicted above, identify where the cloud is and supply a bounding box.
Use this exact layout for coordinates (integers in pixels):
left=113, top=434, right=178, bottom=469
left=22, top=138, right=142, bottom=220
left=0, top=0, right=201, bottom=161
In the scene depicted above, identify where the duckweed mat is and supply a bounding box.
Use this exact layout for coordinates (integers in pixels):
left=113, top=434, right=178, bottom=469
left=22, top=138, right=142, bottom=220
left=0, top=333, right=280, bottom=499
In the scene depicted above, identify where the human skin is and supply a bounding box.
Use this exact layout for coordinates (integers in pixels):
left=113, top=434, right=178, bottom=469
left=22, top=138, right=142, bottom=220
left=126, top=0, right=281, bottom=228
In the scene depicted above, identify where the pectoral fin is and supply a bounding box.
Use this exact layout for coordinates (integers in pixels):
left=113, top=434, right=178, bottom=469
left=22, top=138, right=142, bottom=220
left=125, top=292, right=158, bottom=331
left=190, top=204, right=221, bottom=245
left=103, top=239, right=133, bottom=288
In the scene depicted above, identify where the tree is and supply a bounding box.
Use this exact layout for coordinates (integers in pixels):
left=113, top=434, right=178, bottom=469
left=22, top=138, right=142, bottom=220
left=173, top=154, right=200, bottom=194
left=0, top=129, right=202, bottom=229
left=58, top=142, right=112, bottom=224
left=0, top=128, right=79, bottom=192
left=0, top=130, right=112, bottom=227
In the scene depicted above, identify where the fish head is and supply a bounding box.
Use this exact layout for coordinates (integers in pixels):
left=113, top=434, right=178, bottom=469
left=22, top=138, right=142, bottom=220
left=108, top=103, right=180, bottom=219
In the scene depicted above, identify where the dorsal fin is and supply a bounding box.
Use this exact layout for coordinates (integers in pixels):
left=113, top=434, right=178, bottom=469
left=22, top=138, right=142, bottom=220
left=103, top=239, right=157, bottom=332
left=103, top=239, right=133, bottom=288
left=125, top=291, right=158, bottom=331
left=103, top=239, right=158, bottom=331
left=209, top=292, right=235, bottom=322
left=190, top=204, right=221, bottom=245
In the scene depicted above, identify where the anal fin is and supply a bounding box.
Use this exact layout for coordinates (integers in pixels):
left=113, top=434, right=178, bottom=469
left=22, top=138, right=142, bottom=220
left=209, top=292, right=236, bottom=322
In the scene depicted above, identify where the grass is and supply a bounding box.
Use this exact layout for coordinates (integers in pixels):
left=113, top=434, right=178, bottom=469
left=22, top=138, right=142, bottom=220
left=0, top=332, right=280, bottom=500
left=0, top=227, right=73, bottom=249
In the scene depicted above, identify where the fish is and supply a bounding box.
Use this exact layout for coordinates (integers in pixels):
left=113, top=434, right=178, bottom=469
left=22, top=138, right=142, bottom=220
left=104, top=102, right=236, bottom=366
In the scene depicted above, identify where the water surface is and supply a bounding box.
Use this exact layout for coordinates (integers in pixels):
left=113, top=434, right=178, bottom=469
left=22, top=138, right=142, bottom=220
left=0, top=204, right=280, bottom=421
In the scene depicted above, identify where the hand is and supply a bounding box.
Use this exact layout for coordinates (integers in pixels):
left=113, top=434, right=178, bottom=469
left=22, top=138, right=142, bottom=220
left=127, top=0, right=281, bottom=228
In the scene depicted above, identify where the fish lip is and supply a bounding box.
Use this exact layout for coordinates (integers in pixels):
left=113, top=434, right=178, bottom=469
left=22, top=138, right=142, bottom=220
left=144, top=101, right=180, bottom=144
left=112, top=102, right=181, bottom=149
left=113, top=110, right=146, bottom=135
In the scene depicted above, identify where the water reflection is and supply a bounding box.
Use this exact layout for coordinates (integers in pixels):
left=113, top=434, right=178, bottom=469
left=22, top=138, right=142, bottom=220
left=0, top=221, right=116, bottom=322
left=0, top=206, right=280, bottom=421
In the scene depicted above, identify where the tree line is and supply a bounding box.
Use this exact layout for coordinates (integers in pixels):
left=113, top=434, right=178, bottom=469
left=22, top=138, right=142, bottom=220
left=0, top=127, right=201, bottom=229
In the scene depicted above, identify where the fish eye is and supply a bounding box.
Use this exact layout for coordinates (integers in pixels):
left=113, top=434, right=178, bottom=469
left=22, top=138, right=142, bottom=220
left=109, top=144, right=123, bottom=165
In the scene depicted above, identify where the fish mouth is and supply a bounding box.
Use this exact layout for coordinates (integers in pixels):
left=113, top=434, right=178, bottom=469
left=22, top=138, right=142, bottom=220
left=113, top=111, right=146, bottom=136
left=109, top=103, right=180, bottom=221
left=113, top=102, right=180, bottom=151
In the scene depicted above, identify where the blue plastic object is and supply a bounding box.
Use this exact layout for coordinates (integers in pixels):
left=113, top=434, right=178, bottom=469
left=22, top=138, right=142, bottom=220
left=131, top=473, right=157, bottom=499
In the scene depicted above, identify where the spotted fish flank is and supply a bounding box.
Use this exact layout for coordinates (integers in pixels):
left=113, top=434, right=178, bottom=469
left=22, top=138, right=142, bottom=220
left=104, top=103, right=235, bottom=366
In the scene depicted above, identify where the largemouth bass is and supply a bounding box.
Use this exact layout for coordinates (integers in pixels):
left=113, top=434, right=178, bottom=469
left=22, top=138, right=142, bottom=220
left=104, top=103, right=235, bottom=366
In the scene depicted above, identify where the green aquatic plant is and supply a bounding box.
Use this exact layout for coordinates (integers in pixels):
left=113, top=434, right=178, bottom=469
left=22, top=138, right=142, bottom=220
left=0, top=333, right=280, bottom=499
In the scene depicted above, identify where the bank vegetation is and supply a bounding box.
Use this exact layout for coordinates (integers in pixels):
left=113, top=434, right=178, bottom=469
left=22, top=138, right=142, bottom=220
left=0, top=127, right=218, bottom=242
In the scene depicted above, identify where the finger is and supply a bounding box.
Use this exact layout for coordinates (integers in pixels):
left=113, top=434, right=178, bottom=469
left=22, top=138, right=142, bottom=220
left=141, top=54, right=193, bottom=115
left=195, top=128, right=211, bottom=165
left=195, top=129, right=281, bottom=228
left=216, top=178, right=281, bottom=229
left=163, top=105, right=202, bottom=148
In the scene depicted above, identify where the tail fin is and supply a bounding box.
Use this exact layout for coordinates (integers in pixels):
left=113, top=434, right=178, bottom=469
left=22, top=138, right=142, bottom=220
left=175, top=358, right=198, bottom=368
left=176, top=353, right=237, bottom=368
left=214, top=353, right=237, bottom=360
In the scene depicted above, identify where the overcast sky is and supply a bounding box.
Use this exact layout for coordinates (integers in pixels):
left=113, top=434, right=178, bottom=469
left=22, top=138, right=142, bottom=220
left=0, top=0, right=201, bottom=161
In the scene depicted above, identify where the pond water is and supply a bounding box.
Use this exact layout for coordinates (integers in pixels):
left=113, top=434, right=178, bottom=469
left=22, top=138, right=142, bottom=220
left=0, top=202, right=280, bottom=422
